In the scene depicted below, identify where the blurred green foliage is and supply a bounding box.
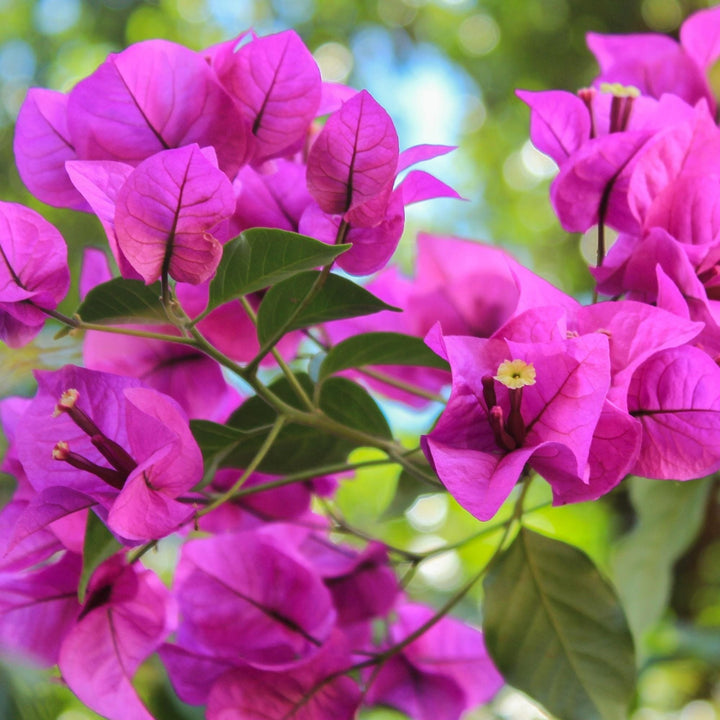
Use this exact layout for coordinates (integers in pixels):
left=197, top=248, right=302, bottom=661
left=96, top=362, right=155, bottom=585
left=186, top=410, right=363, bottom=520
left=2, top=1, right=720, bottom=719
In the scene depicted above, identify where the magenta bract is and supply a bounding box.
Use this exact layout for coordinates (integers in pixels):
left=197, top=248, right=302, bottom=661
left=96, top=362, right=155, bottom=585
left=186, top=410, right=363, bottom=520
left=307, top=90, right=399, bottom=216
left=115, top=144, right=235, bottom=285
left=67, top=39, right=250, bottom=176
left=213, top=30, right=322, bottom=163
left=0, top=201, right=70, bottom=348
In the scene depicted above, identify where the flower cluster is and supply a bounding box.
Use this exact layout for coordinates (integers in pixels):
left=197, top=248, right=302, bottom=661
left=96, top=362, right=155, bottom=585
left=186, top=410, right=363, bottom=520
left=0, top=28, right=500, bottom=720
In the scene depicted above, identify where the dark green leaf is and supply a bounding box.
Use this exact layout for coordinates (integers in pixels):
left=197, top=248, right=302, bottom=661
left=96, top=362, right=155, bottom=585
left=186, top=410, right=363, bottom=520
left=319, top=376, right=392, bottom=440
left=208, top=228, right=350, bottom=309
left=223, top=374, right=354, bottom=474
left=190, top=420, right=254, bottom=463
left=319, top=331, right=449, bottom=380
left=256, top=271, right=399, bottom=345
left=75, top=278, right=164, bottom=325
left=612, top=477, right=712, bottom=647
left=79, top=511, right=122, bottom=603
left=483, top=527, right=635, bottom=720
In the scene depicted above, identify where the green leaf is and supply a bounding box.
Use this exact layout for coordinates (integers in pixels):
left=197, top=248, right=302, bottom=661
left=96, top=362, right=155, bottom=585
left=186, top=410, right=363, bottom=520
left=75, top=278, right=164, bottom=325
left=483, top=527, right=635, bottom=720
left=190, top=419, right=253, bottom=464
left=208, top=228, right=350, bottom=309
left=256, top=271, right=399, bottom=345
left=319, top=331, right=449, bottom=380
left=612, top=477, right=712, bottom=648
left=223, top=374, right=355, bottom=474
left=79, top=511, right=122, bottom=603
left=319, top=376, right=392, bottom=440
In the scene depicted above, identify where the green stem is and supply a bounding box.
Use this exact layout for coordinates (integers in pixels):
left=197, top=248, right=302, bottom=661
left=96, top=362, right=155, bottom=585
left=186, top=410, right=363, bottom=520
left=198, top=416, right=287, bottom=517
left=285, top=488, right=524, bottom=719
left=213, top=456, right=400, bottom=501
left=78, top=323, right=196, bottom=344
left=239, top=295, right=314, bottom=411
left=357, top=366, right=446, bottom=403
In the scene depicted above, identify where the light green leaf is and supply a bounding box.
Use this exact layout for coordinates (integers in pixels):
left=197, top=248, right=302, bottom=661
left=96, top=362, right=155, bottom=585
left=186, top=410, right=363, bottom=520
left=208, top=228, right=350, bottom=309
left=319, top=331, right=449, bottom=380
left=256, top=271, right=399, bottom=345
left=79, top=511, right=122, bottom=603
left=75, top=278, right=164, bottom=324
left=483, top=527, right=636, bottom=720
left=612, top=476, right=711, bottom=647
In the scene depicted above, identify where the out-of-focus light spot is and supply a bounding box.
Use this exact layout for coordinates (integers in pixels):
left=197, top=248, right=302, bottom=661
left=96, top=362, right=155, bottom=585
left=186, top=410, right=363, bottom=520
left=580, top=225, right=618, bottom=266
left=34, top=0, right=81, bottom=35
left=0, top=40, right=36, bottom=83
left=521, top=140, right=557, bottom=180
left=495, top=688, right=551, bottom=719
left=463, top=94, right=487, bottom=132
left=631, top=711, right=667, bottom=720
left=458, top=14, right=500, bottom=57
left=1, top=84, right=27, bottom=119
left=641, top=0, right=682, bottom=32
left=405, top=493, right=448, bottom=532
left=529, top=0, right=569, bottom=32
left=680, top=701, right=717, bottom=720
left=126, top=6, right=175, bottom=42
left=417, top=550, right=462, bottom=589
left=503, top=149, right=539, bottom=191
left=176, top=0, right=208, bottom=23
left=436, top=0, right=472, bottom=8
left=272, top=0, right=314, bottom=24
left=377, top=0, right=417, bottom=27
left=58, top=711, right=97, bottom=720
left=208, top=0, right=254, bottom=28
left=314, top=42, right=354, bottom=83
left=48, top=42, right=114, bottom=91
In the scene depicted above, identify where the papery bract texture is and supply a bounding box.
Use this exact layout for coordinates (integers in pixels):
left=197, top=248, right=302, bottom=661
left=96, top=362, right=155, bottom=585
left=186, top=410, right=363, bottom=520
left=115, top=144, right=235, bottom=284
left=13, top=89, right=86, bottom=209
left=206, top=633, right=361, bottom=720
left=213, top=30, right=321, bottom=163
left=422, top=330, right=613, bottom=520
left=628, top=346, right=720, bottom=479
left=0, top=202, right=70, bottom=347
left=306, top=90, right=399, bottom=216
left=59, top=557, right=176, bottom=720
left=67, top=39, right=250, bottom=175
left=0, top=551, right=81, bottom=665
left=174, top=531, right=336, bottom=669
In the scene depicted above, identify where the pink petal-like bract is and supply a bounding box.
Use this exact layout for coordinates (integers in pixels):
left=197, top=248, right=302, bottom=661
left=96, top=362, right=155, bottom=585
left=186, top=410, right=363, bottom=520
left=206, top=633, right=361, bottom=720
left=628, top=346, right=720, bottom=480
left=0, top=201, right=70, bottom=347
left=66, top=159, right=139, bottom=278
left=214, top=30, right=321, bottom=163
left=516, top=89, right=590, bottom=166
left=115, top=145, right=235, bottom=284
left=59, top=559, right=175, bottom=720
left=13, top=88, right=87, bottom=209
left=306, top=90, right=399, bottom=216
left=67, top=39, right=250, bottom=175
left=174, top=531, right=335, bottom=670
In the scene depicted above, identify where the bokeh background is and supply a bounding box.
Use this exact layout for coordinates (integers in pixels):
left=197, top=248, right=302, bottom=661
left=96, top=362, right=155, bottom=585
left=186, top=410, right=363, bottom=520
left=2, top=1, right=720, bottom=719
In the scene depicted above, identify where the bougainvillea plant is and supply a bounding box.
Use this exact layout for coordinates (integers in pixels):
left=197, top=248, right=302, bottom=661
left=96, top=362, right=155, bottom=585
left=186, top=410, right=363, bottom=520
left=4, top=10, right=720, bottom=719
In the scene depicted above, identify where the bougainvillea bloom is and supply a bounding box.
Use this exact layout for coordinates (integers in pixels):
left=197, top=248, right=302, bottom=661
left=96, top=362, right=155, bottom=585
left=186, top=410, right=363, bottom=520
left=15, top=365, right=202, bottom=541
left=0, top=202, right=70, bottom=348
left=422, top=328, right=615, bottom=520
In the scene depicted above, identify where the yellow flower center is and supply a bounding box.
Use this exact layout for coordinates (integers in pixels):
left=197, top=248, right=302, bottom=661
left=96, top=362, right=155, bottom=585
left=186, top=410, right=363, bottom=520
left=599, top=82, right=640, bottom=98
left=494, top=359, right=536, bottom=389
